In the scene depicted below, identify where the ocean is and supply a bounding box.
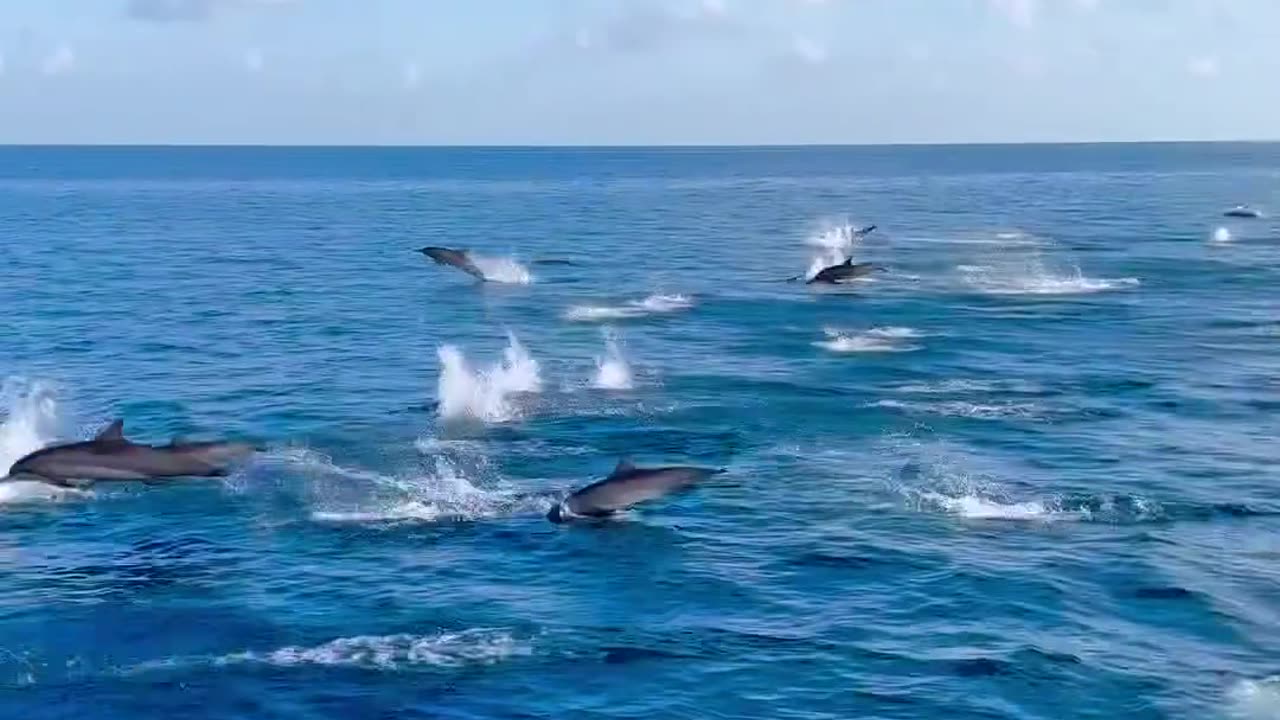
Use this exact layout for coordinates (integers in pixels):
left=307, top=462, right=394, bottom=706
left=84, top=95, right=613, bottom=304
left=1, top=144, right=1278, bottom=719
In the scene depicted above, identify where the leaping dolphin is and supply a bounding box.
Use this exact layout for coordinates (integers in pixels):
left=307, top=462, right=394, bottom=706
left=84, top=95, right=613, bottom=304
left=785, top=224, right=880, bottom=283
left=417, top=246, right=487, bottom=281
left=546, top=460, right=726, bottom=523
left=3, top=419, right=259, bottom=488
left=1224, top=205, right=1262, bottom=219
left=808, top=258, right=887, bottom=284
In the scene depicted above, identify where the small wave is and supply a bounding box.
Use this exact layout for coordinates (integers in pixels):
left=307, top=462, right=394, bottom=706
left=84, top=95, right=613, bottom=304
left=866, top=326, right=921, bottom=339
left=1228, top=676, right=1280, bottom=720
left=959, top=259, right=1138, bottom=296
left=593, top=329, right=634, bottom=390
left=802, top=221, right=867, bottom=281
left=1212, top=227, right=1233, bottom=244
left=277, top=447, right=544, bottom=524
left=436, top=332, right=541, bottom=423
left=0, top=377, right=61, bottom=471
left=870, top=399, right=1038, bottom=420
left=904, top=483, right=1171, bottom=524
left=909, top=490, right=1066, bottom=521
left=891, top=379, right=1042, bottom=395
left=0, top=480, right=91, bottom=505
left=468, top=255, right=532, bottom=284
left=565, top=305, right=637, bottom=321
left=126, top=629, right=527, bottom=675
left=564, top=294, right=694, bottom=322
left=0, top=378, right=90, bottom=505
left=816, top=327, right=922, bottom=354
left=634, top=293, right=693, bottom=313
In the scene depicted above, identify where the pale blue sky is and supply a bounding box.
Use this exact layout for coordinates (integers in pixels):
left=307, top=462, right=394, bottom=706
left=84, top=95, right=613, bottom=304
left=0, top=0, right=1276, bottom=144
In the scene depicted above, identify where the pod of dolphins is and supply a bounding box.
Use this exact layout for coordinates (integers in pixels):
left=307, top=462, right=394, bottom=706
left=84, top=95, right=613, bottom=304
left=4, top=207, right=1264, bottom=523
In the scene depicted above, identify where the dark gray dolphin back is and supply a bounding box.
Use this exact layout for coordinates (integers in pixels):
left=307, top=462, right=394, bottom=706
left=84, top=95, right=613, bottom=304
left=6, top=418, right=258, bottom=487
left=809, top=261, right=882, bottom=284
left=95, top=419, right=126, bottom=444
left=418, top=246, right=486, bottom=280
left=549, top=460, right=724, bottom=522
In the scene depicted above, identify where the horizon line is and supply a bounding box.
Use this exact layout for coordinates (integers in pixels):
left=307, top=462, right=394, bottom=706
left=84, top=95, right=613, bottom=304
left=1, top=138, right=1278, bottom=150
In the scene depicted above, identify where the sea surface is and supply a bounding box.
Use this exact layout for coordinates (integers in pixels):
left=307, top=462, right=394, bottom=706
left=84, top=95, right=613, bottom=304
left=2, top=144, right=1279, bottom=719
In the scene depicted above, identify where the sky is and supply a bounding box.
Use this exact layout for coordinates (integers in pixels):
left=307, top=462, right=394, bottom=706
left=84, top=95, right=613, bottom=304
left=0, top=0, right=1277, bottom=145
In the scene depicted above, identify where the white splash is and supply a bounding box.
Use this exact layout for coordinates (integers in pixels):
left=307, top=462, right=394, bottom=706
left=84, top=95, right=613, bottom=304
left=958, top=239, right=1138, bottom=295
left=469, top=254, right=533, bottom=284
left=900, top=472, right=1081, bottom=522
left=124, top=629, right=528, bottom=675
left=0, top=379, right=86, bottom=505
left=815, top=327, right=922, bottom=353
left=308, top=455, right=510, bottom=523
left=912, top=490, right=1056, bottom=520
left=268, top=447, right=542, bottom=524
left=564, top=293, right=694, bottom=322
left=436, top=333, right=541, bottom=423
left=891, top=379, right=1041, bottom=395
left=1228, top=676, right=1280, bottom=720
left=592, top=329, right=634, bottom=390
left=803, top=222, right=866, bottom=281
left=1212, top=226, right=1233, bottom=244
left=0, top=378, right=60, bottom=471
left=222, top=630, right=525, bottom=670
left=961, top=261, right=1138, bottom=295
left=634, top=293, right=693, bottom=313
left=870, top=398, right=1039, bottom=420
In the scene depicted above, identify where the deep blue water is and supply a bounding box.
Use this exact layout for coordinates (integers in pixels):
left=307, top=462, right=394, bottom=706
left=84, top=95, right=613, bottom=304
left=2, top=144, right=1279, bottom=719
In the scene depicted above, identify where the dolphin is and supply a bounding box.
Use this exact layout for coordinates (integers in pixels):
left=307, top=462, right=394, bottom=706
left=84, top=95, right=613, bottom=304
left=1224, top=206, right=1262, bottom=219
left=546, top=459, right=725, bottom=523
left=417, top=246, right=487, bottom=281
left=3, top=419, right=259, bottom=488
left=784, top=224, right=880, bottom=282
left=807, top=258, right=886, bottom=284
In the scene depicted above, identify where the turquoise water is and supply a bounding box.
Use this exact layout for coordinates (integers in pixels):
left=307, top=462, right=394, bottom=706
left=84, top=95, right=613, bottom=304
left=2, top=144, right=1279, bottom=718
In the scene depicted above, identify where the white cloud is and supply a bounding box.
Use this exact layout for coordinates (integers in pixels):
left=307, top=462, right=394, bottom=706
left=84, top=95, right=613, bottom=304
left=989, top=0, right=1036, bottom=29
left=1186, top=55, right=1219, bottom=78
left=575, top=1, right=735, bottom=54
left=126, top=0, right=296, bottom=23
left=791, top=34, right=827, bottom=65
left=1013, top=53, right=1043, bottom=77
left=402, top=61, right=421, bottom=90
left=701, top=0, right=728, bottom=18
left=243, top=48, right=264, bottom=72
left=42, top=44, right=76, bottom=76
left=904, top=42, right=931, bottom=63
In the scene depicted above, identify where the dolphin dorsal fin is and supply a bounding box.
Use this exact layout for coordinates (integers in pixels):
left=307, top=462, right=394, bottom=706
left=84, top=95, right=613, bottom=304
left=95, top=419, right=126, bottom=444
left=611, top=458, right=637, bottom=476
